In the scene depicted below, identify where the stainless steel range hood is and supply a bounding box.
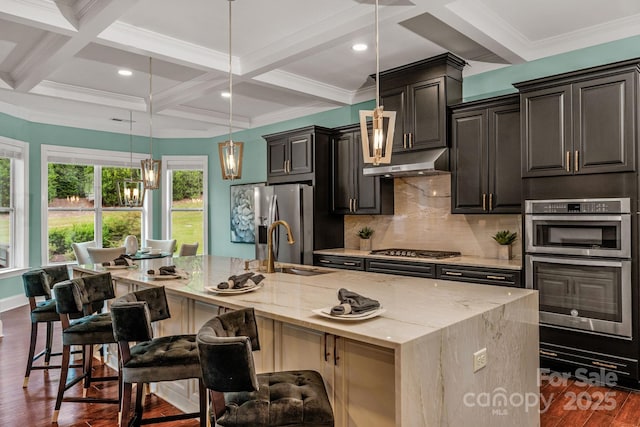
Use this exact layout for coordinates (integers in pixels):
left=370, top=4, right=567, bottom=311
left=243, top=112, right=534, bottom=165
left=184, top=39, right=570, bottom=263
left=362, top=147, right=449, bottom=177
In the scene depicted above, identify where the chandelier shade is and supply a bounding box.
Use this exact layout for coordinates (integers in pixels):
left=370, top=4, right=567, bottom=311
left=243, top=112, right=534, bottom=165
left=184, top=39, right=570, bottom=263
left=117, top=110, right=145, bottom=208
left=359, top=0, right=396, bottom=166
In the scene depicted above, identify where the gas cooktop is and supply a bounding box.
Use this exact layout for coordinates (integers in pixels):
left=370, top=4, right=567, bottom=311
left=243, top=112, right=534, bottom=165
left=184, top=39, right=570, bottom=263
left=369, top=248, right=461, bottom=259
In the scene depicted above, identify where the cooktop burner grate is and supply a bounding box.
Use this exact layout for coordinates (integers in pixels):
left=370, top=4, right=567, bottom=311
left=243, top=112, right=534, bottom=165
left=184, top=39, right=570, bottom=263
left=369, top=248, right=461, bottom=259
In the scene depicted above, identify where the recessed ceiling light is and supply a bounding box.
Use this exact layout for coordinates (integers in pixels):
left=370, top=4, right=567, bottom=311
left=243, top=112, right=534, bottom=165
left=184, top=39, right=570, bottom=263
left=221, top=91, right=231, bottom=98
left=352, top=43, right=368, bottom=52
left=118, top=69, right=133, bottom=77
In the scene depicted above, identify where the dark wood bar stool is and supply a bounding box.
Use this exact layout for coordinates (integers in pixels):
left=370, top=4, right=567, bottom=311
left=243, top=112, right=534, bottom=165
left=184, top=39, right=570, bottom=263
left=51, top=272, right=120, bottom=424
left=22, top=265, right=77, bottom=388
left=110, top=286, right=206, bottom=427
left=197, top=307, right=334, bottom=427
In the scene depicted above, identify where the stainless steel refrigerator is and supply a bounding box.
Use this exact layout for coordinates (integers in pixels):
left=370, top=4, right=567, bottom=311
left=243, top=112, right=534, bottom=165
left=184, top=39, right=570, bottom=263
left=254, top=183, right=314, bottom=265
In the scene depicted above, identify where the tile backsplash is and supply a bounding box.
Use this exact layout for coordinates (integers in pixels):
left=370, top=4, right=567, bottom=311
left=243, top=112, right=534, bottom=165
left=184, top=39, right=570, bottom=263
left=345, top=174, right=522, bottom=259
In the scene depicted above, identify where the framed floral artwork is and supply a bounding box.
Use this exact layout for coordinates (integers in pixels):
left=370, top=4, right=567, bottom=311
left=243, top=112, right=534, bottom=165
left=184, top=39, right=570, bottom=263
left=230, top=182, right=264, bottom=243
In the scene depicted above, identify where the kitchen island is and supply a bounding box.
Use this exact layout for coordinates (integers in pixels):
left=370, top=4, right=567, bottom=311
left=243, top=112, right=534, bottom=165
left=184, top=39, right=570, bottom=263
left=74, top=255, right=539, bottom=427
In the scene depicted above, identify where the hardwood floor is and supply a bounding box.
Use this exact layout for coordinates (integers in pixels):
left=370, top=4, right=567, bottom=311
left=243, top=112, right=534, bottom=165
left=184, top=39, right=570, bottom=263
left=540, top=371, right=640, bottom=426
left=0, top=305, right=199, bottom=427
left=6, top=301, right=640, bottom=427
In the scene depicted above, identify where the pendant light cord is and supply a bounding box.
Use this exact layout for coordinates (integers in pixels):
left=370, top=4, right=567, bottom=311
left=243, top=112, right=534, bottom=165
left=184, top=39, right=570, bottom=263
left=375, top=0, right=380, bottom=108
left=148, top=56, right=153, bottom=159
left=228, top=0, right=234, bottom=146
left=129, top=110, right=134, bottom=178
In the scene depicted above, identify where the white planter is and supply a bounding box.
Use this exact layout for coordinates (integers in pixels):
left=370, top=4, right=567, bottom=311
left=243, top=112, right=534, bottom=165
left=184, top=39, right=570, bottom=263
left=359, top=239, right=372, bottom=252
left=124, top=235, right=139, bottom=255
left=497, top=245, right=512, bottom=260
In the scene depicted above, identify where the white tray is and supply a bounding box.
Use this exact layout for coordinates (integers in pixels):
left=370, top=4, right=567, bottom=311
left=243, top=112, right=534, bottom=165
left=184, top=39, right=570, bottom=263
left=102, top=264, right=135, bottom=270
left=312, top=306, right=386, bottom=321
left=205, top=283, right=262, bottom=295
left=144, top=274, right=181, bottom=280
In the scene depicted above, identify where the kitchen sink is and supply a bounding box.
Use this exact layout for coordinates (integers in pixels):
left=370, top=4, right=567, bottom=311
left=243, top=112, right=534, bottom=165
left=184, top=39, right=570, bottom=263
left=275, top=267, right=332, bottom=276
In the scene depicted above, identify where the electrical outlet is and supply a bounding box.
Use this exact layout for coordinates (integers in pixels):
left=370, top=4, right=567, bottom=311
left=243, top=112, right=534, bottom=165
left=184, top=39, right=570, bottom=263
left=473, top=348, right=487, bottom=372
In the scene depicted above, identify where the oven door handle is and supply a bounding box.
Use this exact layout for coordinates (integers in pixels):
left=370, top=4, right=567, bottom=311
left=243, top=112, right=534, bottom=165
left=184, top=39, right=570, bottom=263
left=526, top=255, right=629, bottom=268
left=528, top=214, right=627, bottom=222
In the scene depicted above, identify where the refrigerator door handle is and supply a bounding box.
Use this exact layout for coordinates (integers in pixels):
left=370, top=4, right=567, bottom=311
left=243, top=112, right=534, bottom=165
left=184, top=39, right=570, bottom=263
left=270, top=195, right=280, bottom=259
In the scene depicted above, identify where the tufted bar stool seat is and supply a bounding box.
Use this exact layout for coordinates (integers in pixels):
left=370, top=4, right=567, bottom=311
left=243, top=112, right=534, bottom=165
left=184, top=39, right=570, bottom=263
left=111, top=286, right=206, bottom=427
left=51, top=272, right=120, bottom=423
left=197, top=308, right=334, bottom=427
left=22, top=265, right=82, bottom=388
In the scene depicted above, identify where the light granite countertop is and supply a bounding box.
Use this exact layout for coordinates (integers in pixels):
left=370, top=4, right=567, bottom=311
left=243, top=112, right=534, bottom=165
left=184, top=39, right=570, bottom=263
left=74, top=255, right=539, bottom=427
left=75, top=255, right=532, bottom=349
left=313, top=248, right=522, bottom=270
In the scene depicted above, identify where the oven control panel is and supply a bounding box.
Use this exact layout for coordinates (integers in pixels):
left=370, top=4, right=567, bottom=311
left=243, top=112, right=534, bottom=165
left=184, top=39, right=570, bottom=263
left=525, top=198, right=630, bottom=214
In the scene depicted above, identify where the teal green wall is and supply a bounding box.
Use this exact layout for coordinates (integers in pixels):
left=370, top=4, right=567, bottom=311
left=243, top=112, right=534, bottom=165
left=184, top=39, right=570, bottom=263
left=3, top=34, right=640, bottom=301
left=463, top=35, right=640, bottom=101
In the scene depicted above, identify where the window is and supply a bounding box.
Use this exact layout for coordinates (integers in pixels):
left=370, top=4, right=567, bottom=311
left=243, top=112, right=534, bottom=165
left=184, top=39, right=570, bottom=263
left=0, top=136, right=28, bottom=272
left=42, top=145, right=150, bottom=264
left=162, top=156, right=208, bottom=254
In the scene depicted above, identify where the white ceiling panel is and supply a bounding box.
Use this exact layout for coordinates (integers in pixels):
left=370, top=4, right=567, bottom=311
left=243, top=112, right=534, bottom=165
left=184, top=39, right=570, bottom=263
left=0, top=0, right=636, bottom=137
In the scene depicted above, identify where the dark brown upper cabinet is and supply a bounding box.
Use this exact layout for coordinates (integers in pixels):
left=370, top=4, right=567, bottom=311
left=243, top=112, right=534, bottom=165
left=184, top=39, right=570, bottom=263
left=378, top=53, right=464, bottom=154
left=264, top=126, right=333, bottom=185
left=451, top=95, right=521, bottom=214
left=330, top=124, right=393, bottom=215
left=516, top=61, right=638, bottom=177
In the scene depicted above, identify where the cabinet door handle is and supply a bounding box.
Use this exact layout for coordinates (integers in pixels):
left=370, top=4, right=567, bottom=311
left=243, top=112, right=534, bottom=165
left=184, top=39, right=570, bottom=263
left=540, top=350, right=558, bottom=357
left=592, top=360, right=618, bottom=369
left=324, top=333, right=330, bottom=362
left=287, top=159, right=291, bottom=173
left=489, top=193, right=493, bottom=211
left=343, top=262, right=356, bottom=266
left=445, top=271, right=462, bottom=276
left=409, top=133, right=414, bottom=148
left=575, top=150, right=579, bottom=172
left=566, top=151, right=571, bottom=172
left=403, top=133, right=407, bottom=149
left=349, top=198, right=353, bottom=212
left=334, top=335, right=340, bottom=366
left=318, top=259, right=331, bottom=264
left=482, top=193, right=487, bottom=211
left=487, top=275, right=506, bottom=280
left=353, top=198, right=357, bottom=212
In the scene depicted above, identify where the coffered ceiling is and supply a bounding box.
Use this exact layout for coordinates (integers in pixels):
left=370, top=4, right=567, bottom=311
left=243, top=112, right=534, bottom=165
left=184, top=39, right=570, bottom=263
left=0, top=0, right=638, bottom=138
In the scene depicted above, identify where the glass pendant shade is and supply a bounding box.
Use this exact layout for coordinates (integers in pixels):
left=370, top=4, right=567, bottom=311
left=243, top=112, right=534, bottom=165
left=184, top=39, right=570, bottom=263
left=118, top=178, right=145, bottom=207
left=141, top=158, right=161, bottom=190
left=218, top=140, right=243, bottom=180
left=359, top=106, right=396, bottom=165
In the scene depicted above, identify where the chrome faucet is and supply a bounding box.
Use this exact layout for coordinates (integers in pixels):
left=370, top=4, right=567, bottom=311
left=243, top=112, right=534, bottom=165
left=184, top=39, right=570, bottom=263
left=267, top=220, right=295, bottom=273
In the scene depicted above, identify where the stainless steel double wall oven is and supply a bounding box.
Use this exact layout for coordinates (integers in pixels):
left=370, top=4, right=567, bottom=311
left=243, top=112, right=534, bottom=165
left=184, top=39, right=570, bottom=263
left=525, top=198, right=632, bottom=338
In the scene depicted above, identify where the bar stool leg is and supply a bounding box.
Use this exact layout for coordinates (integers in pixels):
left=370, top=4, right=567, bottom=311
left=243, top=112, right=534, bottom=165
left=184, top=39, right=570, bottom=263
left=120, top=382, right=133, bottom=427
left=23, top=321, right=39, bottom=388
left=45, top=321, right=54, bottom=366
left=199, top=379, right=207, bottom=427
left=82, top=344, right=94, bottom=397
left=52, top=344, right=71, bottom=423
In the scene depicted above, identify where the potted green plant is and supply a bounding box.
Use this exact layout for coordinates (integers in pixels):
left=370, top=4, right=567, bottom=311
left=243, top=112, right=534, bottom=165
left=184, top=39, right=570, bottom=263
left=357, top=226, right=374, bottom=251
left=492, top=230, right=517, bottom=260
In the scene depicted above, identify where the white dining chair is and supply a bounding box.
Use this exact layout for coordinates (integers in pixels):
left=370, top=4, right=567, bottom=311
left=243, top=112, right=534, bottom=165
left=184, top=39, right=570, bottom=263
left=178, top=242, right=199, bottom=256
left=86, top=246, right=126, bottom=263
left=146, top=239, right=177, bottom=254
left=71, top=241, right=97, bottom=264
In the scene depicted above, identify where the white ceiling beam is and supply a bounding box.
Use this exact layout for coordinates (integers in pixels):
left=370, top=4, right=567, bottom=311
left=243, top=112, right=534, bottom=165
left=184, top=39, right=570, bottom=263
left=163, top=105, right=251, bottom=129
left=11, top=0, right=141, bottom=92
left=31, top=80, right=145, bottom=111
left=97, top=21, right=232, bottom=72
left=252, top=70, right=354, bottom=105
left=152, top=72, right=227, bottom=113
left=0, top=0, right=76, bottom=33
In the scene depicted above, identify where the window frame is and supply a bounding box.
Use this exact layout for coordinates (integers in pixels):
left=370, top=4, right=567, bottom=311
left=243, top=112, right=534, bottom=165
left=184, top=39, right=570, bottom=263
left=41, top=145, right=151, bottom=264
left=0, top=136, right=28, bottom=277
left=162, top=155, right=208, bottom=254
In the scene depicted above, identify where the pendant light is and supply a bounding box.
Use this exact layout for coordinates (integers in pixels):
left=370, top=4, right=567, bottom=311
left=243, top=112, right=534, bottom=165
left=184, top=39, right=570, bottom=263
left=141, top=56, right=162, bottom=189
left=117, top=111, right=146, bottom=207
left=359, top=0, right=396, bottom=166
left=218, top=0, right=244, bottom=180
